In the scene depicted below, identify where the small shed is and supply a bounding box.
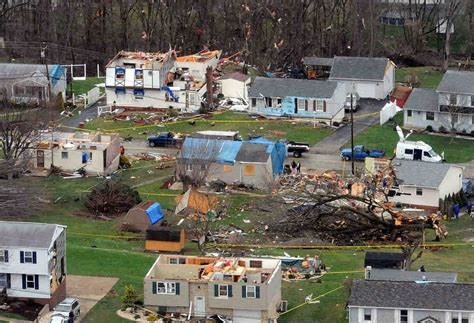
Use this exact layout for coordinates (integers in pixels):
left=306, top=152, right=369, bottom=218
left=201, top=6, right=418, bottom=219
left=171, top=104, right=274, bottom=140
left=364, top=252, right=406, bottom=269
left=175, top=189, right=218, bottom=215
left=145, top=227, right=185, bottom=253
left=122, top=201, right=164, bottom=232
left=219, top=72, right=251, bottom=100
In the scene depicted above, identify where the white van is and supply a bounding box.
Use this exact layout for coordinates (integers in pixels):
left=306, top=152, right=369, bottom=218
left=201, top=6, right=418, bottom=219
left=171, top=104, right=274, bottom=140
left=395, top=126, right=443, bottom=163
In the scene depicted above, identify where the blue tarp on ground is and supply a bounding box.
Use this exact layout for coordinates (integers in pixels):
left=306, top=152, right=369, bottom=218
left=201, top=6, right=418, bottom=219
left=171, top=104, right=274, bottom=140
left=146, top=202, right=164, bottom=225
left=248, top=137, right=287, bottom=176
left=180, top=137, right=242, bottom=165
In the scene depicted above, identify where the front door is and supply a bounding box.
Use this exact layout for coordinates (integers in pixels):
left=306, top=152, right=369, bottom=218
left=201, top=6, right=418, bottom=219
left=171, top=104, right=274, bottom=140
left=414, top=149, right=422, bottom=161
left=194, top=296, right=205, bottom=317
left=294, top=98, right=298, bottom=114
left=37, top=150, right=44, bottom=167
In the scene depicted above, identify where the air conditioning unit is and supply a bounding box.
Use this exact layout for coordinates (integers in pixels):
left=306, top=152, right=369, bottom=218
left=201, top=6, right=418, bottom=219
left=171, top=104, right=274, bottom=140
left=280, top=300, right=288, bottom=312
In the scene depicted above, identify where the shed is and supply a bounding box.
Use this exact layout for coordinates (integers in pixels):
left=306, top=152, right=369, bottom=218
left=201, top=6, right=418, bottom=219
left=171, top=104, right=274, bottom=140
left=122, top=201, right=164, bottom=232
left=175, top=189, right=218, bottom=215
left=364, top=252, right=406, bottom=269
left=145, top=226, right=185, bottom=253
left=219, top=72, right=251, bottom=100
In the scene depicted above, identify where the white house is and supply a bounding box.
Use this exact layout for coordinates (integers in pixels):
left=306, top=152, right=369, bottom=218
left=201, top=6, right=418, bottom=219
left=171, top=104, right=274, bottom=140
left=390, top=159, right=463, bottom=210
left=0, top=222, right=67, bottom=308
left=218, top=72, right=251, bottom=100
left=329, top=56, right=395, bottom=100
left=174, top=50, right=221, bottom=84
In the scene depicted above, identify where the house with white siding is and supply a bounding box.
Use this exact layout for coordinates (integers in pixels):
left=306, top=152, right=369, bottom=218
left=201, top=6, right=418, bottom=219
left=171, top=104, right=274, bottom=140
left=0, top=222, right=67, bottom=308
left=390, top=159, right=463, bottom=211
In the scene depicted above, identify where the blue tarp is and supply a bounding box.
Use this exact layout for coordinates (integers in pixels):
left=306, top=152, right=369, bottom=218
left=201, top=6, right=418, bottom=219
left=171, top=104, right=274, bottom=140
left=146, top=202, right=164, bottom=225
left=248, top=137, right=287, bottom=176
left=50, top=65, right=65, bottom=87
left=180, top=138, right=242, bottom=165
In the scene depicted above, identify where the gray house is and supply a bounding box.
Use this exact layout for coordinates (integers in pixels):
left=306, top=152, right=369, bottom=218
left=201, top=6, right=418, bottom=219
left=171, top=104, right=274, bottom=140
left=365, top=268, right=458, bottom=283
left=348, top=280, right=474, bottom=323
left=404, top=71, right=474, bottom=133
left=144, top=254, right=282, bottom=323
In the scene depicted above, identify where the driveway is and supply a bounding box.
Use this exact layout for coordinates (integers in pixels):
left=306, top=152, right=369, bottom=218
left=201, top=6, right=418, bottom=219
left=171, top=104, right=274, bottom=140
left=311, top=99, right=385, bottom=154
left=59, top=97, right=106, bottom=129
left=39, top=275, right=118, bottom=323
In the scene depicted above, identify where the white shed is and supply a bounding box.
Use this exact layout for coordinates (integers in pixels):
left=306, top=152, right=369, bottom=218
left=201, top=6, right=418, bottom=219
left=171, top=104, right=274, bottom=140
left=219, top=72, right=251, bottom=100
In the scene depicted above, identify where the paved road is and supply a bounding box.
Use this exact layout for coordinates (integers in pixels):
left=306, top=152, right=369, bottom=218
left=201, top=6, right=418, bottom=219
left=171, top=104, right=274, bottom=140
left=59, top=97, right=106, bottom=128
left=311, top=99, right=385, bottom=154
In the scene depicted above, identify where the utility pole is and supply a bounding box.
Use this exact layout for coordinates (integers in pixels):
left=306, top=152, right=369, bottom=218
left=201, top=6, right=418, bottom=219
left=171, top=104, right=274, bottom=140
left=350, top=91, right=354, bottom=175
left=41, top=43, right=54, bottom=167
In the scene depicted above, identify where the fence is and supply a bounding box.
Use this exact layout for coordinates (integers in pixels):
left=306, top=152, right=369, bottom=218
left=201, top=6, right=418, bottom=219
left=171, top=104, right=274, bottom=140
left=379, top=101, right=400, bottom=125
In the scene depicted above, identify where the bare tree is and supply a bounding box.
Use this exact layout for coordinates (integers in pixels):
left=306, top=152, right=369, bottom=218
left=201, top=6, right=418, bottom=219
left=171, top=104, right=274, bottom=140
left=443, top=0, right=462, bottom=70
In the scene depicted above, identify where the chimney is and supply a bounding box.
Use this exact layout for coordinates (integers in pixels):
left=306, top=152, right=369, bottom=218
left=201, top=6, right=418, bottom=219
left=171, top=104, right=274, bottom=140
left=206, top=66, right=213, bottom=109
left=365, top=266, right=372, bottom=280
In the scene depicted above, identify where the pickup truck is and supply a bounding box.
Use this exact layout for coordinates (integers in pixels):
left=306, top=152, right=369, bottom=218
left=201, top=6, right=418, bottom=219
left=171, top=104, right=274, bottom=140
left=287, top=141, right=310, bottom=158
left=147, top=132, right=182, bottom=147
left=340, top=145, right=385, bottom=161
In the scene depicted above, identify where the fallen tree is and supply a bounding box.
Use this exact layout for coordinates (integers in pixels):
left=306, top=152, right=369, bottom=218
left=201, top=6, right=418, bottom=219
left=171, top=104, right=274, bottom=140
left=85, top=180, right=141, bottom=214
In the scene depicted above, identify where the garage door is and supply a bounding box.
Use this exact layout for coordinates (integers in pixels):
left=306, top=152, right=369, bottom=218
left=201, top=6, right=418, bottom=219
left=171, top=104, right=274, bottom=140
left=356, top=82, right=377, bottom=99
left=233, top=310, right=261, bottom=323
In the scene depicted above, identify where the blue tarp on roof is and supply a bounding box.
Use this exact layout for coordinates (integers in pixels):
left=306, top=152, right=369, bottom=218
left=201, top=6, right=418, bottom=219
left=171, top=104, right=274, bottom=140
left=248, top=137, right=287, bottom=176
left=180, top=137, right=242, bottom=165
left=146, top=202, right=164, bottom=225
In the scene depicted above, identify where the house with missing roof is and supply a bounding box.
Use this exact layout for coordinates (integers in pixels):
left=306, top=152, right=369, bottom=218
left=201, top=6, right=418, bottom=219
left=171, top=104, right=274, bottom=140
left=144, top=254, right=282, bottom=322
left=218, top=72, right=251, bottom=100
left=328, top=56, right=395, bottom=100
left=403, top=71, right=474, bottom=133
left=389, top=159, right=463, bottom=210
left=177, top=137, right=287, bottom=190
left=0, top=63, right=66, bottom=104
left=0, top=222, right=67, bottom=308
left=248, top=77, right=346, bottom=124
left=348, top=279, right=474, bottom=323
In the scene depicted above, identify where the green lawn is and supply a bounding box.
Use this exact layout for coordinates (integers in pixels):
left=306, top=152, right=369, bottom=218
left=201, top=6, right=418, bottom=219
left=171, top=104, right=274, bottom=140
left=72, top=77, right=105, bottom=95
left=84, top=111, right=333, bottom=145
left=395, top=66, right=444, bottom=89
left=348, top=113, right=474, bottom=163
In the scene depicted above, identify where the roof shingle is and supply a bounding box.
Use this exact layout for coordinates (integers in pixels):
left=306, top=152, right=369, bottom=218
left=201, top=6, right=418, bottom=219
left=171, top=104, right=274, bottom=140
left=248, top=77, right=338, bottom=98
left=329, top=56, right=391, bottom=81
left=393, top=159, right=455, bottom=188
left=436, top=70, right=474, bottom=95
left=0, top=222, right=62, bottom=249
left=403, top=88, right=439, bottom=112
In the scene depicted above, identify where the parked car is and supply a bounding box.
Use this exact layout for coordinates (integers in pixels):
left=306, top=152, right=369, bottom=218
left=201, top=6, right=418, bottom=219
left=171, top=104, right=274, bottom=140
left=344, top=92, right=360, bottom=112
left=147, top=132, right=182, bottom=147
left=340, top=145, right=385, bottom=161
left=49, top=314, right=66, bottom=323
left=287, top=141, right=310, bottom=158
left=51, top=298, right=80, bottom=319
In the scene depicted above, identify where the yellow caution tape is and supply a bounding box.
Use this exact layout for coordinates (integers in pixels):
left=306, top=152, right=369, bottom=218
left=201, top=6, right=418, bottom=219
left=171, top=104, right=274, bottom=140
left=207, top=242, right=473, bottom=249
left=280, top=285, right=345, bottom=316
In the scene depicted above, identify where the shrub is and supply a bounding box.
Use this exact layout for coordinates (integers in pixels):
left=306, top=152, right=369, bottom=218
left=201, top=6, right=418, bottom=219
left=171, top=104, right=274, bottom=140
left=426, top=125, right=433, bottom=132
left=166, top=107, right=179, bottom=117
left=332, top=121, right=340, bottom=127
left=121, top=285, right=139, bottom=310
left=438, top=126, right=447, bottom=133
left=85, top=180, right=141, bottom=214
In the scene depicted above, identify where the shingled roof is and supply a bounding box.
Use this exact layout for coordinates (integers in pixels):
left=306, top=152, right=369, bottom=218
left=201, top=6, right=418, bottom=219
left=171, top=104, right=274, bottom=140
left=248, top=77, right=338, bottom=98
left=329, top=56, right=391, bottom=81
left=437, top=70, right=474, bottom=95
left=392, top=159, right=457, bottom=188
left=0, top=221, right=64, bottom=249
left=403, top=88, right=439, bottom=112
left=349, top=280, right=474, bottom=311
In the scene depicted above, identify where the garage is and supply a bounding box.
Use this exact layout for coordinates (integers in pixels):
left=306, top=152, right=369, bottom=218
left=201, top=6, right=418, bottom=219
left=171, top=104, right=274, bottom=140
left=233, top=309, right=262, bottom=323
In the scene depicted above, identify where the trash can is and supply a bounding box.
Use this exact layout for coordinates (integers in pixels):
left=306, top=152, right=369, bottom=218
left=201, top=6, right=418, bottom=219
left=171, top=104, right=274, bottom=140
left=79, top=122, right=85, bottom=129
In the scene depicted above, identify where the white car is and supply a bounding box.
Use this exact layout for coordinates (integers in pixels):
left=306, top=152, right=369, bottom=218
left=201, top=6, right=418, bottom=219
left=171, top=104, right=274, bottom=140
left=51, top=298, right=80, bottom=320
left=49, top=314, right=66, bottom=323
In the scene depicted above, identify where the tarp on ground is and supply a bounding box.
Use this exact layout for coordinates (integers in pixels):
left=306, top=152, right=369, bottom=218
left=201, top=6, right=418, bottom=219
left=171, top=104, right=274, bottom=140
left=179, top=137, right=242, bottom=165
left=175, top=188, right=218, bottom=215
left=248, top=137, right=287, bottom=176
left=146, top=202, right=164, bottom=225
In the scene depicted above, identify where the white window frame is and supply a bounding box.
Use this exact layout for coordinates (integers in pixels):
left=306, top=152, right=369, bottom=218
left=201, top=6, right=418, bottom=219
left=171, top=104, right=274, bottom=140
left=471, top=95, right=474, bottom=107
left=426, top=112, right=434, bottom=121
left=450, top=94, right=457, bottom=106
left=407, top=110, right=412, bottom=117
left=26, top=274, right=35, bottom=289
left=61, top=151, right=68, bottom=159
left=296, top=98, right=304, bottom=111
left=218, top=284, right=229, bottom=298
left=185, top=164, right=192, bottom=172
left=416, top=188, right=423, bottom=196
left=363, top=308, right=372, bottom=322
left=0, top=273, right=6, bottom=288
left=0, top=250, right=5, bottom=262
left=169, top=258, right=178, bottom=264
left=157, top=282, right=176, bottom=295
left=245, top=285, right=256, bottom=298
left=316, top=100, right=324, bottom=112
left=24, top=251, right=33, bottom=263
left=400, top=309, right=408, bottom=323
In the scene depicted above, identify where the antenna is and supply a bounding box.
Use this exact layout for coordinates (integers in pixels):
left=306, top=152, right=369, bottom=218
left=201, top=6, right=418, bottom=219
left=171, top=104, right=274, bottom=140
left=396, top=126, right=405, bottom=142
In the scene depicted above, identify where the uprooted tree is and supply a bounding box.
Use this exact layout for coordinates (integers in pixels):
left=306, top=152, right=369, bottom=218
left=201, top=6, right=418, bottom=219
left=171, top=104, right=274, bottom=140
left=270, top=173, right=446, bottom=245
left=85, top=180, right=141, bottom=214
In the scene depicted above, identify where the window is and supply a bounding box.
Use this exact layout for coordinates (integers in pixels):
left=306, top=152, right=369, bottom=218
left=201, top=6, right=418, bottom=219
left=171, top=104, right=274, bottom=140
left=400, top=309, right=408, bottom=323
left=154, top=282, right=177, bottom=295
left=185, top=164, right=192, bottom=172
left=316, top=100, right=324, bottom=111
left=426, top=112, right=434, bottom=121
left=452, top=319, right=458, bottom=323
left=297, top=99, right=305, bottom=111
left=244, top=165, right=255, bottom=176
left=61, top=151, right=68, bottom=159
left=251, top=98, right=256, bottom=107
left=223, top=165, right=232, bottom=173
left=26, top=275, right=35, bottom=289
left=416, top=188, right=423, bottom=196
left=277, top=98, right=282, bottom=107
left=407, top=110, right=412, bottom=117
left=266, top=97, right=272, bottom=107
left=24, top=251, right=33, bottom=263
left=450, top=94, right=457, bottom=105
left=250, top=260, right=262, bottom=268
left=243, top=285, right=259, bottom=298
left=0, top=274, right=6, bottom=288
left=471, top=96, right=474, bottom=107
left=472, top=115, right=474, bottom=124
left=424, top=151, right=431, bottom=157
left=89, top=152, right=93, bottom=160
left=404, top=149, right=413, bottom=155
left=452, top=114, right=459, bottom=123
left=0, top=250, right=7, bottom=262
left=169, top=258, right=178, bottom=264
left=363, top=308, right=371, bottom=321
left=219, top=284, right=229, bottom=297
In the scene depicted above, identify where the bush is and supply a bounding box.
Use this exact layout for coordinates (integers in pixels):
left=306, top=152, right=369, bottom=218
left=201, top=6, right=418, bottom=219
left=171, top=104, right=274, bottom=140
left=121, top=285, right=139, bottom=310
left=85, top=180, right=141, bottom=214
left=166, top=107, right=179, bottom=117
left=438, top=126, right=447, bottom=133
left=426, top=125, right=434, bottom=132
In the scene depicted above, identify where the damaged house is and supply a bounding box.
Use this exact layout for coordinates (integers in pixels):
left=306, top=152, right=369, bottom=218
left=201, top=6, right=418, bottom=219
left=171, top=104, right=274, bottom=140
left=248, top=77, right=346, bottom=124
left=390, top=159, right=463, bottom=211
left=144, top=254, right=282, bottom=323
left=0, top=63, right=66, bottom=104
left=177, top=137, right=287, bottom=190
left=28, top=131, right=121, bottom=176
left=0, top=222, right=67, bottom=309
left=403, top=70, right=474, bottom=133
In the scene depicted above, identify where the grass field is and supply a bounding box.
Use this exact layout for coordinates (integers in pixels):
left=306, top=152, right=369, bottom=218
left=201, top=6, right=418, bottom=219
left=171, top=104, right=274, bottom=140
left=72, top=77, right=105, bottom=95
left=395, top=66, right=444, bottom=89
left=84, top=111, right=334, bottom=145
left=346, top=113, right=474, bottom=163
